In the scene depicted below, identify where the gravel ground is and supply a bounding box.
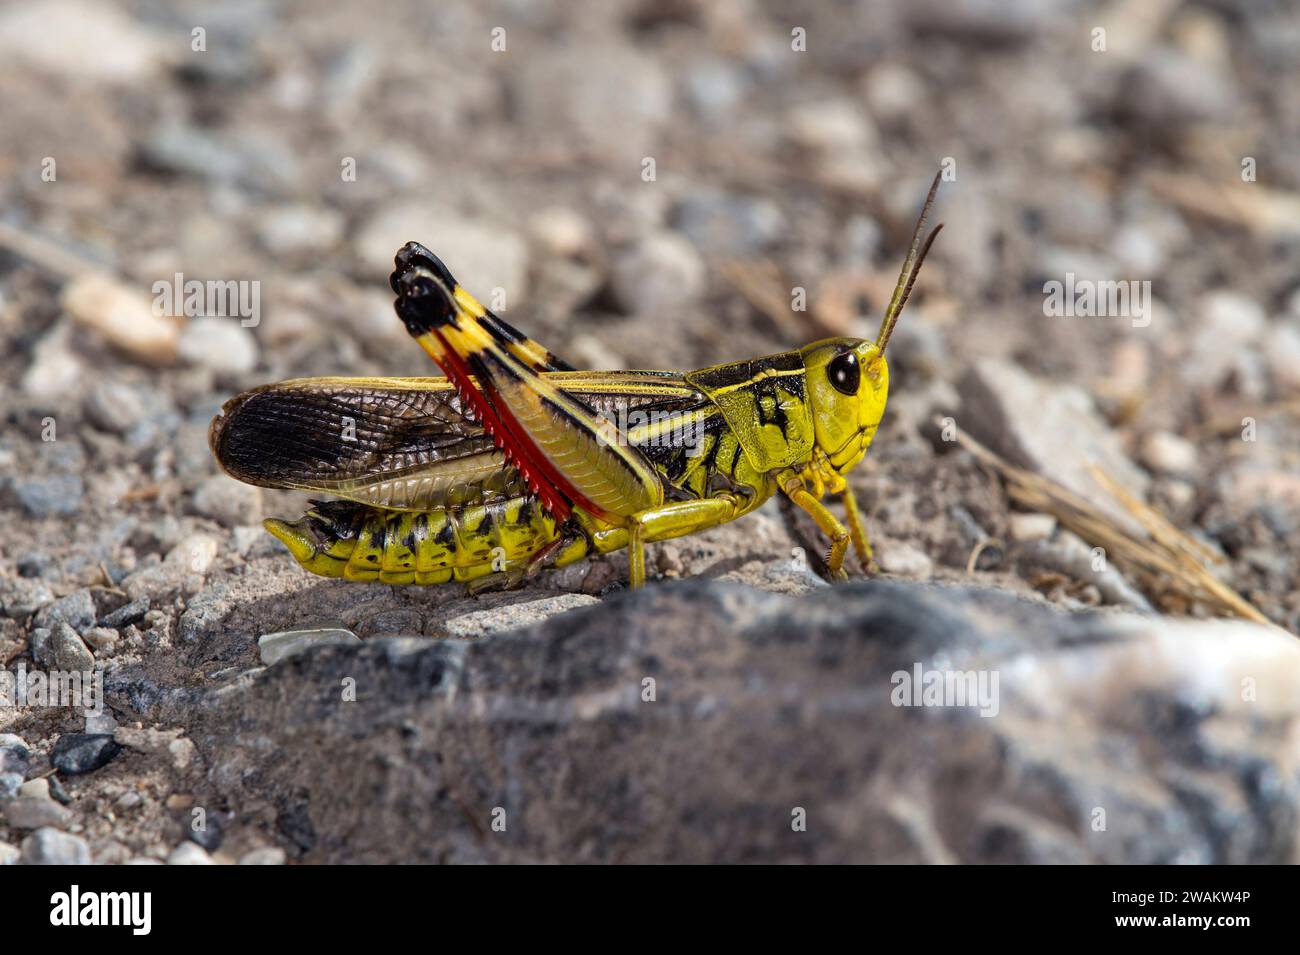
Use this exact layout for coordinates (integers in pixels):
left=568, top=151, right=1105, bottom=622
left=1, top=0, right=1298, bottom=863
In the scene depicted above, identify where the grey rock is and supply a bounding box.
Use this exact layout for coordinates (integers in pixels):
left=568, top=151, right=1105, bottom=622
left=191, top=580, right=1300, bottom=863
left=3, top=796, right=72, bottom=830
left=1122, top=49, right=1241, bottom=128
left=187, top=812, right=223, bottom=852
left=179, top=319, right=259, bottom=376
left=611, top=233, right=706, bottom=315
left=442, top=594, right=599, bottom=639
left=81, top=626, right=120, bottom=653
left=239, top=847, right=287, bottom=865
left=0, top=735, right=28, bottom=801
left=84, top=379, right=149, bottom=434
left=16, top=553, right=53, bottom=577
left=0, top=840, right=18, bottom=865
left=21, top=828, right=90, bottom=865
left=0, top=1, right=165, bottom=83
left=28, top=628, right=52, bottom=666
left=673, top=192, right=785, bottom=258
left=0, top=577, right=54, bottom=618
left=258, top=628, right=361, bottom=666
left=192, top=474, right=262, bottom=527
left=0, top=735, right=31, bottom=775
left=0, top=773, right=21, bottom=802
left=33, top=589, right=96, bottom=632
left=48, top=623, right=96, bottom=672
left=141, top=123, right=296, bottom=194
left=51, top=734, right=122, bottom=776
left=255, top=203, right=345, bottom=259
left=167, top=842, right=213, bottom=865
left=9, top=474, right=83, bottom=517
left=878, top=542, right=934, bottom=579
left=957, top=361, right=1149, bottom=533
left=355, top=203, right=530, bottom=306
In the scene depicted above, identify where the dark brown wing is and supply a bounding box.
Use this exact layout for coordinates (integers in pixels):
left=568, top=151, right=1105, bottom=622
left=209, top=373, right=706, bottom=512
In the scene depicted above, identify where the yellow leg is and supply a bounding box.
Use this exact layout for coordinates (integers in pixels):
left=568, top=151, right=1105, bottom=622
left=599, top=497, right=742, bottom=589
left=780, top=474, right=850, bottom=581
left=841, top=487, right=873, bottom=571
left=628, top=521, right=646, bottom=588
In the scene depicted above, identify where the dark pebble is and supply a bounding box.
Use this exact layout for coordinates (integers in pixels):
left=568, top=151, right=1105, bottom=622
left=48, top=774, right=74, bottom=805
left=188, top=812, right=223, bottom=852
left=99, top=596, right=151, bottom=629
left=17, top=554, right=52, bottom=578
left=51, top=733, right=123, bottom=776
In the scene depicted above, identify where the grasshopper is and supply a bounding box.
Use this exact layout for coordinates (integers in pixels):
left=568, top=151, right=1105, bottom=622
left=209, top=174, right=942, bottom=590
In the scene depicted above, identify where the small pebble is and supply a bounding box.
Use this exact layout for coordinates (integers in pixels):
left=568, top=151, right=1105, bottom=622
left=33, top=589, right=96, bottom=632
left=21, top=828, right=90, bottom=865
left=528, top=207, right=593, bottom=258
left=51, top=733, right=123, bottom=776
left=611, top=233, right=705, bottom=314
left=179, top=318, right=259, bottom=376
left=167, top=842, right=213, bottom=865
left=98, top=596, right=150, bottom=629
left=48, top=622, right=96, bottom=672
left=1009, top=512, right=1058, bottom=542
left=18, top=778, right=49, bottom=800
left=255, top=203, right=345, bottom=259
left=189, top=813, right=223, bottom=852
left=0, top=578, right=54, bottom=618
left=84, top=379, right=149, bottom=434
left=1139, top=431, right=1198, bottom=475
left=81, top=626, right=120, bottom=653
left=240, top=847, right=287, bottom=865
left=28, top=628, right=52, bottom=665
left=9, top=474, right=84, bottom=518
left=0, top=840, right=19, bottom=865
left=16, top=553, right=52, bottom=578
left=3, top=796, right=72, bottom=830
left=85, top=710, right=119, bottom=735
left=878, top=543, right=934, bottom=579
left=62, top=272, right=178, bottom=366
left=0, top=734, right=30, bottom=776
left=258, top=627, right=361, bottom=665
left=192, top=475, right=262, bottom=527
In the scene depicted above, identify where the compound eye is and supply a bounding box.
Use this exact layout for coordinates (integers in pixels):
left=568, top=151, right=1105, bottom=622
left=826, top=350, right=860, bottom=395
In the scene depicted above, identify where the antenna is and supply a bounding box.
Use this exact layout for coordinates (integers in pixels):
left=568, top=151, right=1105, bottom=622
left=874, top=170, right=944, bottom=356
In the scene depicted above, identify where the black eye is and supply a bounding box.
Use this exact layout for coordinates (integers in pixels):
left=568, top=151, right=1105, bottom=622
left=826, top=351, right=860, bottom=395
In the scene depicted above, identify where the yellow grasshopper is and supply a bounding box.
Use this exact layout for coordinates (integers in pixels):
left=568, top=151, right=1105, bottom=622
left=209, top=173, right=943, bottom=589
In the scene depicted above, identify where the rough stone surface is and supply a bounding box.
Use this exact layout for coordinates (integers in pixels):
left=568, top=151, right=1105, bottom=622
left=188, top=580, right=1300, bottom=864
left=21, top=827, right=91, bottom=865
left=957, top=361, right=1151, bottom=531
left=52, top=733, right=124, bottom=776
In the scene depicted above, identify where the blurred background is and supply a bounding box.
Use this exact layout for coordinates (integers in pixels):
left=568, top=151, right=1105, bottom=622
left=3, top=0, right=1298, bottom=622
left=2, top=0, right=1300, bottom=866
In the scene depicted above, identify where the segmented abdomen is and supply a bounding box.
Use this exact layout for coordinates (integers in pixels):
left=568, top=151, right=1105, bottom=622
left=268, top=496, right=583, bottom=585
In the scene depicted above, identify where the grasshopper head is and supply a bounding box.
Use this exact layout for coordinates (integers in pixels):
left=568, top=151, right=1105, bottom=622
left=802, top=338, right=890, bottom=474
left=803, top=171, right=944, bottom=477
